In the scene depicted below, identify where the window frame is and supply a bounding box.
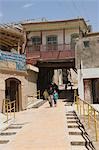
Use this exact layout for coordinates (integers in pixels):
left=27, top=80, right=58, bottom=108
left=46, top=35, right=58, bottom=45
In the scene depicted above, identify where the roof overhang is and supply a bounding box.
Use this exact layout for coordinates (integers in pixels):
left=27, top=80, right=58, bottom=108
left=0, top=26, right=24, bottom=48
left=27, top=64, right=39, bottom=72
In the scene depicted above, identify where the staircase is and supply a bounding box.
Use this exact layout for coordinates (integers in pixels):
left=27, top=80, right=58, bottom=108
left=0, top=122, right=25, bottom=149
left=0, top=113, right=15, bottom=132
left=26, top=99, right=46, bottom=109
left=65, top=104, right=96, bottom=150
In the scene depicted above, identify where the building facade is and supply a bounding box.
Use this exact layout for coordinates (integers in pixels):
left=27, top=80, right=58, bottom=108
left=0, top=25, right=38, bottom=112
left=75, top=32, right=99, bottom=104
left=22, top=18, right=88, bottom=94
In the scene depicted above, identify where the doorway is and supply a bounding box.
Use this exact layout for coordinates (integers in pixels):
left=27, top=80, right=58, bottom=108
left=92, top=79, right=99, bottom=104
left=5, top=78, right=22, bottom=111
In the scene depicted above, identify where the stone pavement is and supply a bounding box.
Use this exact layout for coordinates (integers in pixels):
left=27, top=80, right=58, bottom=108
left=1, top=100, right=71, bottom=150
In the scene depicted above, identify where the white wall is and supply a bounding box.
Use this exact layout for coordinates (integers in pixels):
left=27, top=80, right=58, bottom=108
left=42, top=30, right=64, bottom=45
left=27, top=70, right=38, bottom=96
left=78, top=68, right=99, bottom=101
left=27, top=29, right=79, bottom=45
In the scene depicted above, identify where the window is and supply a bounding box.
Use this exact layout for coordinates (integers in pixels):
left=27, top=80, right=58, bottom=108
left=32, top=36, right=41, bottom=45
left=46, top=35, right=58, bottom=50
left=31, top=36, right=41, bottom=51
left=83, top=41, right=90, bottom=48
left=47, top=36, right=57, bottom=45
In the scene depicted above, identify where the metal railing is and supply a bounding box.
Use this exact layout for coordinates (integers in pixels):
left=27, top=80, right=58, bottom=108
left=3, top=99, right=16, bottom=123
left=74, top=92, right=99, bottom=141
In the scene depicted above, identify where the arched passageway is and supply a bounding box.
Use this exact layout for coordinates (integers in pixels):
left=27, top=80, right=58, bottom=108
left=5, top=78, right=22, bottom=112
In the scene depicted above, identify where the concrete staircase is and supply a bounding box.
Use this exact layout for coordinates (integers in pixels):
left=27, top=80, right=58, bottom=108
left=0, top=112, right=16, bottom=149
left=26, top=99, right=46, bottom=109
left=0, top=113, right=15, bottom=132
left=0, top=122, right=25, bottom=149
left=65, top=105, right=96, bottom=150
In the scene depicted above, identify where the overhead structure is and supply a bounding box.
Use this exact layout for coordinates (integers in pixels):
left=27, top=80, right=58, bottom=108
left=0, top=24, right=26, bottom=54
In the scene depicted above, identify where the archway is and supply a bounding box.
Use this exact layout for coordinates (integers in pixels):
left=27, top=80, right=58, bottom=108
left=5, top=78, right=22, bottom=112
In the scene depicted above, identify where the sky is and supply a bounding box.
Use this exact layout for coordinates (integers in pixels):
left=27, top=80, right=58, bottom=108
left=0, top=0, right=99, bottom=32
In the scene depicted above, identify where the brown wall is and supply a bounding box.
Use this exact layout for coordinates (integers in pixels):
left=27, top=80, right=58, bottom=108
left=76, top=35, right=99, bottom=69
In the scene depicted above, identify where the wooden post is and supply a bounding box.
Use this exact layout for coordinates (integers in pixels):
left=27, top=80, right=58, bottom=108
left=18, top=41, right=21, bottom=54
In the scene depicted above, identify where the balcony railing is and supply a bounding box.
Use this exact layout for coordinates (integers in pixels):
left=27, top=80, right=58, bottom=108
left=27, top=44, right=72, bottom=53
left=0, top=50, right=26, bottom=71
left=26, top=44, right=75, bottom=65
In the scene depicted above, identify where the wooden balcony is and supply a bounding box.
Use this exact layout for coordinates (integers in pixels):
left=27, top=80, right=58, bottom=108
left=26, top=44, right=75, bottom=65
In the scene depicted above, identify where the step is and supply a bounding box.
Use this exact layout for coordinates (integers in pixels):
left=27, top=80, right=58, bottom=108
left=67, top=117, right=79, bottom=120
left=71, top=146, right=87, bottom=150
left=71, top=141, right=85, bottom=146
left=0, top=131, right=16, bottom=136
left=7, top=126, right=22, bottom=129
left=70, top=135, right=86, bottom=146
left=67, top=122, right=79, bottom=125
left=0, top=140, right=9, bottom=144
left=26, top=100, right=46, bottom=109
left=68, top=125, right=79, bottom=128
left=68, top=109, right=76, bottom=113
left=32, top=100, right=46, bottom=108
left=11, top=123, right=25, bottom=126
left=0, top=118, right=15, bottom=133
left=0, top=113, right=7, bottom=123
left=67, top=120, right=79, bottom=123
left=68, top=128, right=82, bottom=134
left=66, top=113, right=77, bottom=116
left=69, top=131, right=81, bottom=135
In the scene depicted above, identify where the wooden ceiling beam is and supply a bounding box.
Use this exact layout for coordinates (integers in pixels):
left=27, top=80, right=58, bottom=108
left=0, top=40, right=12, bottom=47
left=0, top=27, right=23, bottom=38
left=0, top=33, right=20, bottom=43
left=0, top=38, right=16, bottom=47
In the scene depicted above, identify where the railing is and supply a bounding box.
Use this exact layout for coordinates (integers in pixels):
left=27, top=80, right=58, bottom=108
left=26, top=44, right=75, bottom=65
left=40, top=44, right=71, bottom=51
left=74, top=92, right=99, bottom=141
left=3, top=99, right=16, bottom=123
left=26, top=44, right=72, bottom=53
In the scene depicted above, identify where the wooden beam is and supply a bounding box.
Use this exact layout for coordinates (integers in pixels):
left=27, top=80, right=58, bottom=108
left=0, top=27, right=23, bottom=38
left=0, top=33, right=20, bottom=43
left=0, top=37, right=17, bottom=46
left=0, top=39, right=13, bottom=47
left=37, top=60, right=75, bottom=68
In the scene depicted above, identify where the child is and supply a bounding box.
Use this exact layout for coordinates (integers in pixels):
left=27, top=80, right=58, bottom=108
left=53, top=90, right=58, bottom=107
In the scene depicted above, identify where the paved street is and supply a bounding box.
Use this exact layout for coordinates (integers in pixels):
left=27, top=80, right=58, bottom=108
left=1, top=100, right=71, bottom=150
